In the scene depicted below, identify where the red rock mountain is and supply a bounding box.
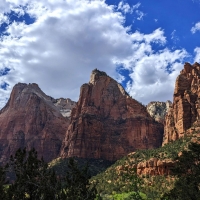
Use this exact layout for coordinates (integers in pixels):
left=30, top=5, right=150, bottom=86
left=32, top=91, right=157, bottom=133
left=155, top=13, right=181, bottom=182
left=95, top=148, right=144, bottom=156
left=60, top=69, right=164, bottom=161
left=0, top=83, right=72, bottom=164
left=163, top=62, right=200, bottom=145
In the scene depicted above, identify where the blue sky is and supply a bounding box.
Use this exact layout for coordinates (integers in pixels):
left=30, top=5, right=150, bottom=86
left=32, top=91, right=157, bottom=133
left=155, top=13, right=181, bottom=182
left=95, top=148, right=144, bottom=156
left=0, top=0, right=200, bottom=108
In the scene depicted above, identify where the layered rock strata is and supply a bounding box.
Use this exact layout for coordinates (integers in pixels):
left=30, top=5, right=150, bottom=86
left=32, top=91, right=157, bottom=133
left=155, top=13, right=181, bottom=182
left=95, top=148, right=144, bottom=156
left=0, top=83, right=70, bottom=164
left=61, top=69, right=164, bottom=161
left=163, top=62, right=200, bottom=145
left=116, top=158, right=173, bottom=176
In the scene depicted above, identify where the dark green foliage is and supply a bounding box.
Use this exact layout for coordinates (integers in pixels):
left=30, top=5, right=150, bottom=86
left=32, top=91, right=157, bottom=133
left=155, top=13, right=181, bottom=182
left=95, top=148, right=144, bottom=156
left=162, top=142, right=200, bottom=200
left=132, top=136, right=190, bottom=162
left=92, top=137, right=191, bottom=199
left=49, top=157, right=114, bottom=177
left=3, top=148, right=100, bottom=199
left=123, top=166, right=143, bottom=200
left=0, top=165, right=7, bottom=199
left=7, top=148, right=61, bottom=200
left=61, top=157, right=99, bottom=200
left=141, top=175, right=172, bottom=200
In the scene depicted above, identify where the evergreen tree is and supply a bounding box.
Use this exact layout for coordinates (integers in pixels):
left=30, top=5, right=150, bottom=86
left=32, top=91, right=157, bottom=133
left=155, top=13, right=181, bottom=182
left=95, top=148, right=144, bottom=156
left=7, top=148, right=61, bottom=200
left=61, top=157, right=100, bottom=200
left=0, top=165, right=7, bottom=199
left=123, top=166, right=143, bottom=200
left=162, top=142, right=200, bottom=200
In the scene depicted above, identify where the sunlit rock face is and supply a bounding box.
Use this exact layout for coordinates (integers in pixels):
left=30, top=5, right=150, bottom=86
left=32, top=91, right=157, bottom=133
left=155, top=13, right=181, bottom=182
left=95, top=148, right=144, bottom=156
left=0, top=83, right=70, bottom=164
left=53, top=98, right=76, bottom=118
left=163, top=62, right=200, bottom=145
left=147, top=101, right=172, bottom=124
left=61, top=69, right=164, bottom=161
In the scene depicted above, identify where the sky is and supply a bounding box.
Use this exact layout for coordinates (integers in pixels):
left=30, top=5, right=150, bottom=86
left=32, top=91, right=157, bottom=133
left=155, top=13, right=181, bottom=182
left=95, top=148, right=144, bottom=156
left=0, top=0, right=200, bottom=108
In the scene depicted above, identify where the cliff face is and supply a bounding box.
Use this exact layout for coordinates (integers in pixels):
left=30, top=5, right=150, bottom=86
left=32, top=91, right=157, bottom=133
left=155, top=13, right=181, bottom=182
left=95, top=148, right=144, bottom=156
left=53, top=98, right=76, bottom=118
left=116, top=158, right=173, bottom=176
left=147, top=101, right=172, bottom=124
left=163, top=62, right=200, bottom=145
left=60, top=69, right=164, bottom=161
left=0, top=83, right=70, bottom=164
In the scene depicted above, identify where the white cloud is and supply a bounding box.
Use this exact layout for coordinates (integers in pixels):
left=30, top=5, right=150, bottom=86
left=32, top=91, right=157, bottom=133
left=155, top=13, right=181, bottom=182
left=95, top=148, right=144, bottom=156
left=118, top=1, right=141, bottom=14
left=136, top=10, right=145, bottom=20
left=191, top=22, right=200, bottom=33
left=125, top=49, right=188, bottom=104
left=171, top=30, right=179, bottom=45
left=0, top=14, right=9, bottom=25
left=194, top=47, right=200, bottom=62
left=0, top=0, right=190, bottom=108
left=118, top=1, right=132, bottom=14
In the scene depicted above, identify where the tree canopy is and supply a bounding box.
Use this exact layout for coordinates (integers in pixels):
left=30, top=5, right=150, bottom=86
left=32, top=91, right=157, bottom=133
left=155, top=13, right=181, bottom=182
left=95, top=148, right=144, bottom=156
left=162, top=142, right=200, bottom=200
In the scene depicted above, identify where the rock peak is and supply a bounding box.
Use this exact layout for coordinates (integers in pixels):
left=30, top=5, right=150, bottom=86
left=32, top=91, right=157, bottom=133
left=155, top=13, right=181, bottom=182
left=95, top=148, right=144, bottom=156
left=163, top=62, right=200, bottom=145
left=0, top=82, right=70, bottom=164
left=90, top=69, right=107, bottom=84
left=61, top=69, right=163, bottom=161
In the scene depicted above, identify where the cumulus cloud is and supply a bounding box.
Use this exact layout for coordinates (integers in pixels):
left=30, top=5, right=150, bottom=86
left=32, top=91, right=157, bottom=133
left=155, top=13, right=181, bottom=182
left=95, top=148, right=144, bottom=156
left=0, top=0, right=189, bottom=108
left=191, top=22, right=200, bottom=33
left=125, top=49, right=188, bottom=104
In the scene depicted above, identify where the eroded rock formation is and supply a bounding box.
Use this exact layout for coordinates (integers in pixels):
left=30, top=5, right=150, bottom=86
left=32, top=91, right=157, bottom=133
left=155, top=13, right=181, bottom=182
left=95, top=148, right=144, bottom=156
left=116, top=158, right=173, bottom=176
left=60, top=69, right=164, bottom=161
left=0, top=83, right=70, bottom=164
left=147, top=101, right=172, bottom=124
left=163, top=62, right=200, bottom=145
left=136, top=158, right=173, bottom=176
left=53, top=98, right=76, bottom=118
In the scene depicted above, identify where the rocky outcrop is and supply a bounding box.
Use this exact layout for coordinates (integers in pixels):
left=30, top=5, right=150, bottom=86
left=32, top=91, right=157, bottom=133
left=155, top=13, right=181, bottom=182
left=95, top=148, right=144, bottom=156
left=53, top=98, right=76, bottom=118
left=116, top=158, right=174, bottom=176
left=137, top=158, right=174, bottom=176
left=163, top=62, right=200, bottom=145
left=0, top=83, right=70, bottom=164
left=147, top=101, right=172, bottom=124
left=60, top=69, right=164, bottom=161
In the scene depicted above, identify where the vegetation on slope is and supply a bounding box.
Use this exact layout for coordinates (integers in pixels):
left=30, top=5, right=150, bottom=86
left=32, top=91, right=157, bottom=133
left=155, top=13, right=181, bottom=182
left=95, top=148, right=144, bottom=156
left=91, top=136, right=193, bottom=199
left=0, top=148, right=101, bottom=200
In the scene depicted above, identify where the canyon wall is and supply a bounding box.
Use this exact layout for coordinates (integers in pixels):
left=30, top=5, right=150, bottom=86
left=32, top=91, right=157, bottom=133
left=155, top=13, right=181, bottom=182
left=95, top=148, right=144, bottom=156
left=0, top=83, right=71, bottom=164
left=163, top=62, right=200, bottom=145
left=60, top=69, right=164, bottom=161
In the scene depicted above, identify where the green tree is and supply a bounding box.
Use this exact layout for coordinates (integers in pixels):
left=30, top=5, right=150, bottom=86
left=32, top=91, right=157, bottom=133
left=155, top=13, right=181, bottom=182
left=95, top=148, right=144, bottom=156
left=61, top=157, right=100, bottom=200
left=7, top=148, right=61, bottom=200
left=123, top=165, right=143, bottom=200
left=162, top=142, right=200, bottom=200
left=0, top=165, right=7, bottom=199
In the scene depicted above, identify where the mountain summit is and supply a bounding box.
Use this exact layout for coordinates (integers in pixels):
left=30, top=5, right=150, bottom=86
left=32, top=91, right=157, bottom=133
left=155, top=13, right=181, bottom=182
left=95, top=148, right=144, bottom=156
left=0, top=83, right=71, bottom=164
left=60, top=69, right=164, bottom=161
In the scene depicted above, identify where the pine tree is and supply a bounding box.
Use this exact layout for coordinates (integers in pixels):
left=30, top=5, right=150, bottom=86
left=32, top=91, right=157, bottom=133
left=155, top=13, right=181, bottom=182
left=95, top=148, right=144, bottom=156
left=0, top=165, right=7, bottom=199
left=7, top=148, right=61, bottom=200
left=61, top=157, right=99, bottom=200
left=162, top=142, right=200, bottom=200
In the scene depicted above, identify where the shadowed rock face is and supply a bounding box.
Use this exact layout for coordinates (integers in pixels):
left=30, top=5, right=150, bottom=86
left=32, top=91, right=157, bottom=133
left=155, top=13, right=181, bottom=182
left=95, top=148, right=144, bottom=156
left=163, top=62, right=200, bottom=145
left=0, top=83, right=70, bottom=164
left=60, top=69, right=164, bottom=161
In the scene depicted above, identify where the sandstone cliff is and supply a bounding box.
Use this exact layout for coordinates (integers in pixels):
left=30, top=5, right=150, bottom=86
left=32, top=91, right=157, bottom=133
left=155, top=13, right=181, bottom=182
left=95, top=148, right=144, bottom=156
left=60, top=69, right=164, bottom=161
left=116, top=158, right=173, bottom=176
left=0, top=83, right=70, bottom=164
left=163, top=62, right=200, bottom=145
left=147, top=101, right=172, bottom=124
